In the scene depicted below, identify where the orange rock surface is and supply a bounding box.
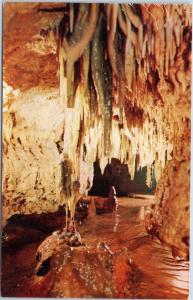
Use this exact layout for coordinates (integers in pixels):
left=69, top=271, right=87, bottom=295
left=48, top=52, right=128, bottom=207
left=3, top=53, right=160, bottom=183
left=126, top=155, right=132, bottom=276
left=2, top=3, right=191, bottom=258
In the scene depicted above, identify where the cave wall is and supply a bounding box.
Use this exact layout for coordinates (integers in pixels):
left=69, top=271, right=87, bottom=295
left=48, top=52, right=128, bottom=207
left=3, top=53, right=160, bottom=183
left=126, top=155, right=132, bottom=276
left=146, top=115, right=191, bottom=257
left=2, top=3, right=65, bottom=223
left=3, top=88, right=66, bottom=221
left=153, top=159, right=190, bottom=257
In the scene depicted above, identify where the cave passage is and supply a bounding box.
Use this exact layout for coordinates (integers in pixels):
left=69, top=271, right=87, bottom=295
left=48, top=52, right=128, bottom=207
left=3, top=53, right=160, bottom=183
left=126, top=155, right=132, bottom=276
left=89, top=158, right=157, bottom=197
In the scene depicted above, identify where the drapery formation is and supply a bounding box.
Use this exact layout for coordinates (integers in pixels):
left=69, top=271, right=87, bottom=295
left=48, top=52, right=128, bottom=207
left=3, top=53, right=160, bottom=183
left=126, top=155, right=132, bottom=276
left=58, top=4, right=191, bottom=221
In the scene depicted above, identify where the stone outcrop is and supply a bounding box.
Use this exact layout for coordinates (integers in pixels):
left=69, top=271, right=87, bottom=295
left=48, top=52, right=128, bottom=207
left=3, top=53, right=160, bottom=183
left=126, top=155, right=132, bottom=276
left=145, top=159, right=190, bottom=258
left=3, top=88, right=65, bottom=220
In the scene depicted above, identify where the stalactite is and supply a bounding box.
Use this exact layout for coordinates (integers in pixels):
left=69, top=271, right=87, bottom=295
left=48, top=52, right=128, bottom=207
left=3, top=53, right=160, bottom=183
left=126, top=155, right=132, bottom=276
left=103, top=59, right=113, bottom=157
left=142, top=33, right=147, bottom=59
left=69, top=3, right=74, bottom=33
left=107, top=4, right=118, bottom=75
left=125, top=16, right=133, bottom=91
left=123, top=4, right=143, bottom=51
left=105, top=3, right=111, bottom=31
left=91, top=14, right=112, bottom=157
left=118, top=6, right=138, bottom=48
left=146, top=164, right=152, bottom=188
left=60, top=3, right=99, bottom=107
left=56, top=3, right=191, bottom=224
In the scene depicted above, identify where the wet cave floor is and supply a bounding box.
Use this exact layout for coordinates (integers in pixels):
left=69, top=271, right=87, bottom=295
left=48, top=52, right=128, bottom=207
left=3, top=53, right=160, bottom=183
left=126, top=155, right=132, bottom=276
left=2, top=197, right=189, bottom=298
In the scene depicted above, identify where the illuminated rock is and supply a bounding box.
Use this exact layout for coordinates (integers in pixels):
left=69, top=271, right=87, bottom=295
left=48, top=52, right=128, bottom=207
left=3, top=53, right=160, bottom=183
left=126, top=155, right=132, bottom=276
left=2, top=3, right=191, bottom=256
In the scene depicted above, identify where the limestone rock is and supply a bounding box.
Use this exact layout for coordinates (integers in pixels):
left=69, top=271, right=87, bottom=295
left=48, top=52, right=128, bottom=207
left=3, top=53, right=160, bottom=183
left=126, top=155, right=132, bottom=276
left=3, top=88, right=65, bottom=219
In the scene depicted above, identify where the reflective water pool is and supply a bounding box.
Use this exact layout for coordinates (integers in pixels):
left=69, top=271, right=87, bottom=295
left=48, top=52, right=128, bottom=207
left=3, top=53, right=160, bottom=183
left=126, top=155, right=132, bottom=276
left=2, top=197, right=189, bottom=298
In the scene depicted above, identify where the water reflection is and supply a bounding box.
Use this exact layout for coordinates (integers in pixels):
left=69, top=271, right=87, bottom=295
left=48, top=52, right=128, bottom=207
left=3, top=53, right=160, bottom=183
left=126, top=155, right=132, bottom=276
left=77, top=196, right=189, bottom=299
left=2, top=196, right=189, bottom=299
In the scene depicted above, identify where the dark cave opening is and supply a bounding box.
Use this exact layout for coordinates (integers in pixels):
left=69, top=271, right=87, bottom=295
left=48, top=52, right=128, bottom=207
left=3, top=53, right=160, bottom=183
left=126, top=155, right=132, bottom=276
left=36, top=257, right=51, bottom=277
left=88, top=158, right=157, bottom=197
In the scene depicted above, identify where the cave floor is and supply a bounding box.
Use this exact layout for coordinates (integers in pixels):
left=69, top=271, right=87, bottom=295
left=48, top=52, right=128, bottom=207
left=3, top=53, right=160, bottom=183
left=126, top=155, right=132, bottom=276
left=2, top=197, right=189, bottom=298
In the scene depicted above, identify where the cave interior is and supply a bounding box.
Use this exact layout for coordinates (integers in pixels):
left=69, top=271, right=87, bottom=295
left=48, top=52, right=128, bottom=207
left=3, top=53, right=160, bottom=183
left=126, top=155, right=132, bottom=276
left=2, top=2, right=191, bottom=298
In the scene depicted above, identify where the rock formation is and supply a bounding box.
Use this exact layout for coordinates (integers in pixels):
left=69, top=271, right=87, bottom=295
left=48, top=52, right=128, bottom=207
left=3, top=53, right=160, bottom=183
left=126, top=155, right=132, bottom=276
left=2, top=3, right=191, bottom=256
